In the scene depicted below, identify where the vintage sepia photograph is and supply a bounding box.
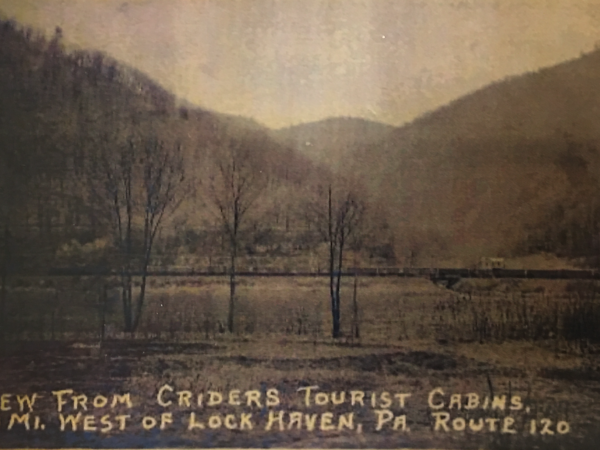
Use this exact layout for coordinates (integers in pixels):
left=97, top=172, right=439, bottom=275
left=1, top=0, right=600, bottom=448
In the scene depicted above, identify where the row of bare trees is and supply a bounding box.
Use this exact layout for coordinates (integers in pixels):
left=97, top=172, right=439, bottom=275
left=74, top=113, right=369, bottom=339
left=203, top=133, right=367, bottom=338
left=0, top=19, right=370, bottom=341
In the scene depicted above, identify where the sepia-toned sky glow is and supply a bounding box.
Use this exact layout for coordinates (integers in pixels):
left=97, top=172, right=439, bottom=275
left=1, top=0, right=600, bottom=128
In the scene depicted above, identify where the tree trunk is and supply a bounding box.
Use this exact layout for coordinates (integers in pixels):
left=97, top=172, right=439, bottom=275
left=332, top=232, right=345, bottom=339
left=51, top=290, right=60, bottom=342
left=330, top=261, right=337, bottom=338
left=332, top=293, right=341, bottom=338
left=100, top=283, right=108, bottom=346
left=0, top=258, right=6, bottom=348
left=132, top=246, right=153, bottom=333
left=228, top=242, right=237, bottom=334
left=1, top=226, right=10, bottom=349
left=328, top=186, right=340, bottom=338
left=332, top=270, right=342, bottom=339
left=127, top=275, right=134, bottom=338
left=352, top=272, right=360, bottom=339
left=121, top=273, right=133, bottom=334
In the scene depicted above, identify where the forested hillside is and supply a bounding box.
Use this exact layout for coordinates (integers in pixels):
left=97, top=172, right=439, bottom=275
left=0, top=19, right=338, bottom=278
left=4, top=15, right=600, bottom=274
left=369, top=49, right=600, bottom=264
left=286, top=50, right=600, bottom=266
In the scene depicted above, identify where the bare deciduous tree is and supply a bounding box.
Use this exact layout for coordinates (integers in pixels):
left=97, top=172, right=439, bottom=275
left=91, top=131, right=186, bottom=334
left=206, top=135, right=267, bottom=334
left=310, top=180, right=366, bottom=338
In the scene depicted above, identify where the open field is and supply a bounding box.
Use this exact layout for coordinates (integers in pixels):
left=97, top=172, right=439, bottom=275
left=1, top=277, right=600, bottom=448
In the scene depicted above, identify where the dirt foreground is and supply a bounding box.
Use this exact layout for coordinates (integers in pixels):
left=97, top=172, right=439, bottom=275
left=0, top=336, right=598, bottom=450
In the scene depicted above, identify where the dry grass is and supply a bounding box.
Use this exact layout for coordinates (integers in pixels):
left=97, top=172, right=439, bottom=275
left=2, top=276, right=600, bottom=448
left=6, top=276, right=600, bottom=355
left=134, top=277, right=449, bottom=344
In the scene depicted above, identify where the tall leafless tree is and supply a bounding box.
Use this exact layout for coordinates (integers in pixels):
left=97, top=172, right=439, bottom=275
left=91, top=131, right=186, bottom=334
left=310, top=180, right=365, bottom=338
left=206, top=135, right=267, bottom=334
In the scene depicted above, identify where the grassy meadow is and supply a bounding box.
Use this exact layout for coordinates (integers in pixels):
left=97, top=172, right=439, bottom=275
left=2, top=276, right=600, bottom=449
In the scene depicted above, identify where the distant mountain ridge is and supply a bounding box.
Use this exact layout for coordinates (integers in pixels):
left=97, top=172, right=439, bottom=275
left=5, top=14, right=600, bottom=266
left=362, top=49, right=600, bottom=263
left=270, top=49, right=600, bottom=264
left=271, top=117, right=396, bottom=169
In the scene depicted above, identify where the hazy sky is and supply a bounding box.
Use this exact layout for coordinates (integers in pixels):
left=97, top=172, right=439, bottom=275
left=2, top=0, right=600, bottom=128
